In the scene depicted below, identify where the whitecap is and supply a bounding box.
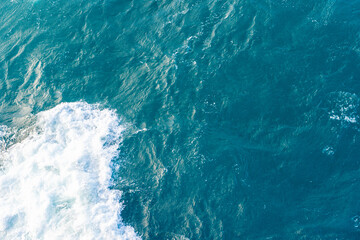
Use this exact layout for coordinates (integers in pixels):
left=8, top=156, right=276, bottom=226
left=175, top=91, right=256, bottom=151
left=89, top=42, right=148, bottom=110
left=0, top=102, right=139, bottom=240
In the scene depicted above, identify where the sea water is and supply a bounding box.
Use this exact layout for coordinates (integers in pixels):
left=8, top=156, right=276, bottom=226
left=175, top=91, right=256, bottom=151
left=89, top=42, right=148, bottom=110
left=1, top=0, right=360, bottom=239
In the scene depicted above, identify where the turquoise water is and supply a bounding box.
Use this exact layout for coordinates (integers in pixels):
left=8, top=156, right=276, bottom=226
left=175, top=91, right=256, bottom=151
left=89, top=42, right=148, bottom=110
left=1, top=0, right=360, bottom=239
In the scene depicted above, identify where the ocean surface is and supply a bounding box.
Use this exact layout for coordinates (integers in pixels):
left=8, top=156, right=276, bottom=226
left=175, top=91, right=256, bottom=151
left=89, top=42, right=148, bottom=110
left=0, top=0, right=360, bottom=239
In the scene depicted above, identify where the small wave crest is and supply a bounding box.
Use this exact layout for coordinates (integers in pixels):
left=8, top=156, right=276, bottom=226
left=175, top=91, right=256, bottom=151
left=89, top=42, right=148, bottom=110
left=0, top=102, right=139, bottom=240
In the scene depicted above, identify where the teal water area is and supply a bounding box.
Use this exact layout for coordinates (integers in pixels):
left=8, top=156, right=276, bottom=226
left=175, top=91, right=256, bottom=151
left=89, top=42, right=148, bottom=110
left=1, top=0, right=360, bottom=239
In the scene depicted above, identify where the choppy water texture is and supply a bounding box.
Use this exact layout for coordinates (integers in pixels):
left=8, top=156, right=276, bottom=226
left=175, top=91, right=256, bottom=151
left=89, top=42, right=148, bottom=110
left=1, top=0, right=360, bottom=239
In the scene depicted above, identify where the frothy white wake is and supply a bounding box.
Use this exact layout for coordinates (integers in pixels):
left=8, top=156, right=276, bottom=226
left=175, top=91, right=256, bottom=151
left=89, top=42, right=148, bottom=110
left=0, top=102, right=139, bottom=240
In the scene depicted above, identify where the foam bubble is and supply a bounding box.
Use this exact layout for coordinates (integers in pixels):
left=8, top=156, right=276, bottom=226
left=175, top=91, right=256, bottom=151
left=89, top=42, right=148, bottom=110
left=329, top=92, right=359, bottom=125
left=0, top=102, right=139, bottom=240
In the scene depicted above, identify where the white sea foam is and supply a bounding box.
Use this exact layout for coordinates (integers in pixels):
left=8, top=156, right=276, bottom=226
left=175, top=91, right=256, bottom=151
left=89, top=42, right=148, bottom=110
left=0, top=102, right=139, bottom=240
left=329, top=92, right=359, bottom=125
